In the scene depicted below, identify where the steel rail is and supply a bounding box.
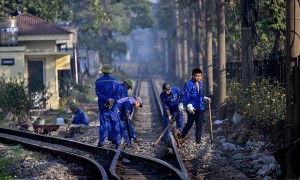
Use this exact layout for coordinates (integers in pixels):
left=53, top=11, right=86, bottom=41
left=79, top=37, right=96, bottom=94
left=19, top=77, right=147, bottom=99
left=0, top=127, right=108, bottom=179
left=148, top=65, right=190, bottom=180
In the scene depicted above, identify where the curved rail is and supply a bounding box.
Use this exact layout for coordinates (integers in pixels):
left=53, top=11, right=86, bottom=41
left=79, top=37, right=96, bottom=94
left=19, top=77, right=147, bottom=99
left=0, top=127, right=108, bottom=179
left=0, top=63, right=189, bottom=179
left=148, top=64, right=190, bottom=180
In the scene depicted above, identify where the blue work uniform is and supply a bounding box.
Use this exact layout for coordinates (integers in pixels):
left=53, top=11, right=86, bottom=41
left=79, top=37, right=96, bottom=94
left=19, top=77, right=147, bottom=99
left=160, top=86, right=184, bottom=142
left=118, top=83, right=128, bottom=99
left=95, top=74, right=121, bottom=146
left=118, top=83, right=136, bottom=140
left=116, top=97, right=136, bottom=144
left=181, top=79, right=205, bottom=144
left=72, top=109, right=89, bottom=126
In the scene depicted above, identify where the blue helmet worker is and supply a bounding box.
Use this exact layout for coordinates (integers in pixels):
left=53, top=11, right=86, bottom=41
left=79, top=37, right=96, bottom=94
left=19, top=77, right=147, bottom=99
left=181, top=68, right=211, bottom=144
left=116, top=97, right=143, bottom=145
left=160, top=82, right=184, bottom=142
left=95, top=64, right=121, bottom=148
left=119, top=79, right=134, bottom=98
left=69, top=103, right=89, bottom=126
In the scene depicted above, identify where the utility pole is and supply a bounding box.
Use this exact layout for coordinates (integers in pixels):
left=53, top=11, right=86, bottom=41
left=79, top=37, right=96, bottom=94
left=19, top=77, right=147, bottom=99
left=206, top=0, right=213, bottom=98
left=217, top=0, right=226, bottom=120
left=241, top=0, right=253, bottom=86
left=286, top=0, right=300, bottom=177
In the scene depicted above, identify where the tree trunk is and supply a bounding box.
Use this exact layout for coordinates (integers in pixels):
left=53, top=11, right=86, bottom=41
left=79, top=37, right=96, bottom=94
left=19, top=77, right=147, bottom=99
left=206, top=0, right=213, bottom=98
left=175, top=6, right=182, bottom=79
left=286, top=0, right=300, bottom=177
left=217, top=0, right=226, bottom=120
left=183, top=8, right=189, bottom=80
left=241, top=0, right=254, bottom=86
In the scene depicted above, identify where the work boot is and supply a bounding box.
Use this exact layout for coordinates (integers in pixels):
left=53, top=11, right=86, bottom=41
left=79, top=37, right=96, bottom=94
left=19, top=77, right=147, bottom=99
left=133, top=137, right=142, bottom=143
left=114, top=144, right=120, bottom=149
left=97, top=144, right=104, bottom=148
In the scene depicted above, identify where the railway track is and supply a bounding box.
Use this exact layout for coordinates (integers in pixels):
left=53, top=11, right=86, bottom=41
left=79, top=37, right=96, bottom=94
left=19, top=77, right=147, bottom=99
left=0, top=63, right=189, bottom=179
left=122, top=63, right=190, bottom=179
left=0, top=126, right=185, bottom=179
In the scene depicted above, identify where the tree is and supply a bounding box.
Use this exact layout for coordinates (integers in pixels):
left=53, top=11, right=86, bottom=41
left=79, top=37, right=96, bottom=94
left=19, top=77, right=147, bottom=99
left=217, top=0, right=227, bottom=119
left=0, top=0, right=72, bottom=22
left=71, top=0, right=154, bottom=63
left=0, top=74, right=52, bottom=124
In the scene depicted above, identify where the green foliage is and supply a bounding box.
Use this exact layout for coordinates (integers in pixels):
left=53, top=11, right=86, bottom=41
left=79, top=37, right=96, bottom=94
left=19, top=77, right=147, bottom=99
left=58, top=77, right=93, bottom=104
left=0, top=74, right=52, bottom=124
left=156, top=0, right=176, bottom=33
left=0, top=0, right=72, bottom=22
left=10, top=145, right=24, bottom=153
left=77, top=92, right=94, bottom=103
left=0, top=145, right=25, bottom=179
left=227, top=78, right=286, bottom=143
left=73, top=0, right=154, bottom=63
left=72, top=0, right=109, bottom=36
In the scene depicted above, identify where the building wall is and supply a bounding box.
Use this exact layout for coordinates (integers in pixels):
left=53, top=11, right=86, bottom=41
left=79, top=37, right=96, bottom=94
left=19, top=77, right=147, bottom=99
left=18, top=40, right=56, bottom=52
left=24, top=54, right=70, bottom=109
left=0, top=46, right=26, bottom=77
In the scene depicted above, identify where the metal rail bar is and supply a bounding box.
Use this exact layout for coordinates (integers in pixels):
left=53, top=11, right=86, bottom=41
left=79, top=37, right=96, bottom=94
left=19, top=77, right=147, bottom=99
left=148, top=64, right=190, bottom=180
left=0, top=130, right=107, bottom=179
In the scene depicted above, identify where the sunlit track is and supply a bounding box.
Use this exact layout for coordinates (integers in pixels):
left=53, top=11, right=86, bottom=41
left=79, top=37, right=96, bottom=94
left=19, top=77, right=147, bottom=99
left=0, top=128, right=109, bottom=179
left=118, top=63, right=190, bottom=179
left=0, top=116, right=184, bottom=179
left=0, top=62, right=189, bottom=179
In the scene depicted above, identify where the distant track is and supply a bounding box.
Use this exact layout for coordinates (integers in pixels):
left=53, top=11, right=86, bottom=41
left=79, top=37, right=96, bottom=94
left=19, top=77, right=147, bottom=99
left=118, top=63, right=190, bottom=179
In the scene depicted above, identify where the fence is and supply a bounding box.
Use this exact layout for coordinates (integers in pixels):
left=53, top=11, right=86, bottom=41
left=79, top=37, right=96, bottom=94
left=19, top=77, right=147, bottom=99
left=226, top=56, right=286, bottom=86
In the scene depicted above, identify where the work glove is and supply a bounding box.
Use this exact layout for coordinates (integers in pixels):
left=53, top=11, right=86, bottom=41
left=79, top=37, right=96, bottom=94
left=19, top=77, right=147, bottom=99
left=126, top=113, right=130, bottom=121
left=178, top=103, right=184, bottom=112
left=168, top=115, right=173, bottom=124
left=187, top=104, right=196, bottom=114
left=203, top=96, right=211, bottom=102
left=104, top=98, right=114, bottom=109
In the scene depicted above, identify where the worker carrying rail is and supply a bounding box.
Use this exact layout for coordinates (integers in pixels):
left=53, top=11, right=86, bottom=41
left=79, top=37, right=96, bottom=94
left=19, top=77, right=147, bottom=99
left=159, top=82, right=185, bottom=143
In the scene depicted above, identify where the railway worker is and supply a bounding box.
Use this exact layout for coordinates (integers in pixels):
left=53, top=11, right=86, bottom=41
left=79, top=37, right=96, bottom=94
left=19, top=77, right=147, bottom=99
left=95, top=64, right=121, bottom=148
left=119, top=79, right=134, bottom=98
left=180, top=68, right=211, bottom=144
left=116, top=97, right=143, bottom=145
left=69, top=103, right=89, bottom=126
left=117, top=79, right=141, bottom=143
left=159, top=82, right=185, bottom=142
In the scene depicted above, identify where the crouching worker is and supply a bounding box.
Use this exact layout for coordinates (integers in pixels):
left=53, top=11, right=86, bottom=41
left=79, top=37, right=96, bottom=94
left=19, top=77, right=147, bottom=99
left=69, top=103, right=89, bottom=126
left=116, top=97, right=143, bottom=146
left=160, top=82, right=184, bottom=143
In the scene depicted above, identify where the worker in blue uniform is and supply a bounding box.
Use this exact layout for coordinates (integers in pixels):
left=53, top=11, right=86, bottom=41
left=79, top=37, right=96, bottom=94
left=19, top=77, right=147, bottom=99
left=117, top=79, right=141, bottom=143
left=69, top=103, right=89, bottom=126
left=159, top=82, right=184, bottom=142
left=180, top=68, right=211, bottom=144
left=119, top=79, right=133, bottom=98
left=95, top=64, right=121, bottom=148
left=116, top=96, right=143, bottom=145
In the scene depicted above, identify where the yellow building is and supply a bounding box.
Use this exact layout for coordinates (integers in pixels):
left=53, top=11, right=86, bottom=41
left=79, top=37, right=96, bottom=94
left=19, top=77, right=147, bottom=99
left=0, top=13, right=71, bottom=109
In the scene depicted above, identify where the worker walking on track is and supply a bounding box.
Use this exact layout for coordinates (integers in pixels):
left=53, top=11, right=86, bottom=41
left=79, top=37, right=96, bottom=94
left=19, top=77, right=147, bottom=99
left=159, top=82, right=185, bottom=142
left=116, top=97, right=143, bottom=146
left=119, top=79, right=134, bottom=98
left=180, top=68, right=211, bottom=144
left=95, top=64, right=121, bottom=148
